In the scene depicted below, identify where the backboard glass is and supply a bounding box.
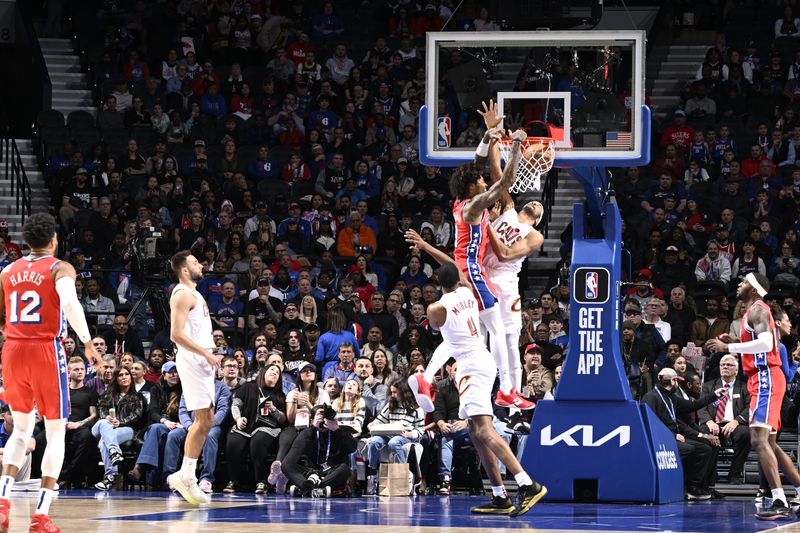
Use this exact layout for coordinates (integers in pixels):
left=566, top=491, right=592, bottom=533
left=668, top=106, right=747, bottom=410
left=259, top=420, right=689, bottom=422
left=420, top=30, right=648, bottom=167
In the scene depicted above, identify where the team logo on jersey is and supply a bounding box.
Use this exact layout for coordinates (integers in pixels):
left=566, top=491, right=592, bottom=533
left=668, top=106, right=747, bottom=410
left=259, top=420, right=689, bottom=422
left=573, top=267, right=610, bottom=304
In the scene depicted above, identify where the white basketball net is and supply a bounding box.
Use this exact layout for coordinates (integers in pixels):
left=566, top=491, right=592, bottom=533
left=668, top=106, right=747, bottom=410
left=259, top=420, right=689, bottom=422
left=499, top=138, right=556, bottom=193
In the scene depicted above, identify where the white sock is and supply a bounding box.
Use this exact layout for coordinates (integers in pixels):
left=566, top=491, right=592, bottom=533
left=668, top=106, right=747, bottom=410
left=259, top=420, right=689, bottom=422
left=34, top=488, right=54, bottom=515
left=514, top=471, right=533, bottom=487
left=424, top=342, right=450, bottom=383
left=180, top=457, right=198, bottom=481
left=491, top=485, right=507, bottom=497
left=0, top=476, right=14, bottom=500
left=772, top=488, right=787, bottom=503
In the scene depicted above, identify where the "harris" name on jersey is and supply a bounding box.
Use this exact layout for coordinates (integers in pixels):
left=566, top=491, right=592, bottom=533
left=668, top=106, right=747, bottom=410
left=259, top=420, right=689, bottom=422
left=7, top=270, right=46, bottom=287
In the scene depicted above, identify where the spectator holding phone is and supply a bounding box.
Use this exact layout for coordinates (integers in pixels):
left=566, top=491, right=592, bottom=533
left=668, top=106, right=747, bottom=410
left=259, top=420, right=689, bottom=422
left=282, top=404, right=357, bottom=498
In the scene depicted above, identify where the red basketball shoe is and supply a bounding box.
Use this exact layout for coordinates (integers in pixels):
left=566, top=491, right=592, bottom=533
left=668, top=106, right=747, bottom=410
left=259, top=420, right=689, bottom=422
left=495, top=388, right=535, bottom=410
left=29, top=514, right=60, bottom=533
left=0, top=498, right=8, bottom=533
left=408, top=374, right=435, bottom=413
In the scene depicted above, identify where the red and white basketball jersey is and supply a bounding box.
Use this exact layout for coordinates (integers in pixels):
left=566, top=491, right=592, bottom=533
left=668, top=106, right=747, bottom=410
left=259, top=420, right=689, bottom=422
left=439, top=287, right=484, bottom=350
left=2, top=255, right=66, bottom=341
left=739, top=300, right=782, bottom=376
left=483, top=208, right=532, bottom=285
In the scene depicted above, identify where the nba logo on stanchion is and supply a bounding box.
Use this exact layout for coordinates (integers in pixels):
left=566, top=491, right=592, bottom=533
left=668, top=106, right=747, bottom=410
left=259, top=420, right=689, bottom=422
left=585, top=272, right=598, bottom=300
left=573, top=267, right=610, bottom=304
left=437, top=117, right=451, bottom=148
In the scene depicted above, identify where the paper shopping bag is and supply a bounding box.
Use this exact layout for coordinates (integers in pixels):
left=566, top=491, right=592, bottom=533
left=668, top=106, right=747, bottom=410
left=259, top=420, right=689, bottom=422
left=378, top=462, right=412, bottom=497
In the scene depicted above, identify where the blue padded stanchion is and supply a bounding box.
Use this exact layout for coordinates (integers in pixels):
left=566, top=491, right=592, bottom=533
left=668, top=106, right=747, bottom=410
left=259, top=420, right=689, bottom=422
left=520, top=112, right=685, bottom=502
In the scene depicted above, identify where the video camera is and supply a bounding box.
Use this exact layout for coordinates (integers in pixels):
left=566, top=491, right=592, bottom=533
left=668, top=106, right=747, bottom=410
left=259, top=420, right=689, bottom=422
left=129, top=226, right=170, bottom=280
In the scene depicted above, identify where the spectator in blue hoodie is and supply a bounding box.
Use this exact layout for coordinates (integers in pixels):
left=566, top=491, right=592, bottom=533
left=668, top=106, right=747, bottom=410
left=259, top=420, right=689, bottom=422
left=200, top=83, right=227, bottom=119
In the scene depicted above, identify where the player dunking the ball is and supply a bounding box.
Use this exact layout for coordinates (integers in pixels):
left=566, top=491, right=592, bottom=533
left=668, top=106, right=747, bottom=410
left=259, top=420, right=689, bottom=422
left=167, top=250, right=223, bottom=505
left=0, top=213, right=101, bottom=533
left=706, top=272, right=800, bottom=520
left=409, top=110, right=533, bottom=411
left=428, top=262, right=546, bottom=515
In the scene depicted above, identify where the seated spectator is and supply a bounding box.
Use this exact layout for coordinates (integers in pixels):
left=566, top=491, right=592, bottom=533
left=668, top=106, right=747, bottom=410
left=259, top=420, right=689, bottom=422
left=433, top=358, right=470, bottom=496
left=644, top=298, right=672, bottom=342
left=336, top=211, right=377, bottom=258
left=209, top=280, right=245, bottom=335
left=659, top=109, right=694, bottom=152
left=333, top=379, right=367, bottom=436
left=103, top=315, right=145, bottom=360
left=144, top=348, right=166, bottom=384
left=322, top=342, right=357, bottom=386
left=690, top=296, right=731, bottom=348
left=81, top=277, right=115, bottom=328
left=199, top=83, right=227, bottom=119
left=769, top=241, right=800, bottom=284
left=698, top=354, right=751, bottom=484
left=39, top=358, right=97, bottom=488
left=127, top=362, right=182, bottom=486
left=521, top=344, right=554, bottom=401
left=225, top=365, right=293, bottom=494
left=353, top=356, right=389, bottom=414
left=282, top=404, right=358, bottom=498
left=694, top=240, right=732, bottom=284
left=371, top=348, right=399, bottom=386
left=641, top=368, right=720, bottom=500
left=92, top=367, right=147, bottom=490
left=85, top=354, right=116, bottom=397
left=364, top=379, right=425, bottom=495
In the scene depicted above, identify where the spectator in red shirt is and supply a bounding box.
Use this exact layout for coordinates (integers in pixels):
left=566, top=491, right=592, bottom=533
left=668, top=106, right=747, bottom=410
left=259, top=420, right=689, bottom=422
left=659, top=109, right=695, bottom=151
left=285, top=31, right=315, bottom=66
left=409, top=4, right=446, bottom=36
left=652, top=144, right=687, bottom=178
left=741, top=144, right=774, bottom=178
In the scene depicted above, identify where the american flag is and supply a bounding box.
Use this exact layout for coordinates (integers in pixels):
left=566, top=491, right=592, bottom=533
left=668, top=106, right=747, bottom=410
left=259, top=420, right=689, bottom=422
left=606, top=131, right=632, bottom=148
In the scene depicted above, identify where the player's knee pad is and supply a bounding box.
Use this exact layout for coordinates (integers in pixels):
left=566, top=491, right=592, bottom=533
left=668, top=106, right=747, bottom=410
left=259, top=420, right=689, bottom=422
left=41, top=419, right=67, bottom=479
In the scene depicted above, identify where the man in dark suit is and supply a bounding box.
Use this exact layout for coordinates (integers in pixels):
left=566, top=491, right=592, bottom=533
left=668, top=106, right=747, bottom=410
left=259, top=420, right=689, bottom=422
left=698, top=354, right=751, bottom=484
left=641, top=368, right=724, bottom=500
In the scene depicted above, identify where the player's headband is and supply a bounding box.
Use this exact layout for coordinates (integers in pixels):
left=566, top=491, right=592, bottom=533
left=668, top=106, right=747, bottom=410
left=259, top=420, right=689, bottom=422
left=745, top=273, right=768, bottom=297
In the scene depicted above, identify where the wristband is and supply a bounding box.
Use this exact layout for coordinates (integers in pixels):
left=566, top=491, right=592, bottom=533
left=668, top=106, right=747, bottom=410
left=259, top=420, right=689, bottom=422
left=475, top=139, right=490, bottom=157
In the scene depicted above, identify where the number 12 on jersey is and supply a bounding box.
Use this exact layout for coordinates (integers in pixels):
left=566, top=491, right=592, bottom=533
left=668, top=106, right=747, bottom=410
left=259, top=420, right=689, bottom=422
left=8, top=290, right=42, bottom=324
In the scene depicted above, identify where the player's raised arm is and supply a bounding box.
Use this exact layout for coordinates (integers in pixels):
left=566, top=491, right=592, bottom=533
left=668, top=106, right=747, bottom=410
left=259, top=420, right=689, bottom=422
left=404, top=229, right=470, bottom=286
left=464, top=129, right=525, bottom=221
left=53, top=261, right=101, bottom=370
left=170, top=289, right=217, bottom=366
left=475, top=100, right=504, bottom=168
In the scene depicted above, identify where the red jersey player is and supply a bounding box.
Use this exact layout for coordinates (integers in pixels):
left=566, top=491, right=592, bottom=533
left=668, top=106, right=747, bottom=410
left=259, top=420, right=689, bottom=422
left=707, top=272, right=798, bottom=520
left=408, top=103, right=533, bottom=412
left=0, top=213, right=100, bottom=533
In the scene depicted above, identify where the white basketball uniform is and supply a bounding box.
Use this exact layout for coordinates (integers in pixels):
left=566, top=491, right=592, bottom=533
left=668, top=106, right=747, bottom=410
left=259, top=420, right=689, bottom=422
left=439, top=287, right=497, bottom=419
left=483, top=208, right=532, bottom=331
left=483, top=208, right=532, bottom=390
left=171, top=283, right=216, bottom=410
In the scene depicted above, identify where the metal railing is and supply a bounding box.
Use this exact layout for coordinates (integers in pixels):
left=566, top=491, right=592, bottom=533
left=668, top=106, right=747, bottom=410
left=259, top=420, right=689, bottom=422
left=0, top=131, right=32, bottom=225
left=537, top=166, right=560, bottom=239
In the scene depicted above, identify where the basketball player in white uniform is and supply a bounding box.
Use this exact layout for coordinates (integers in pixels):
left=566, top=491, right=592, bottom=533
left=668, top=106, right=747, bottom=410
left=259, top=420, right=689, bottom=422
left=427, top=262, right=547, bottom=516
left=485, top=196, right=544, bottom=389
left=168, top=250, right=223, bottom=505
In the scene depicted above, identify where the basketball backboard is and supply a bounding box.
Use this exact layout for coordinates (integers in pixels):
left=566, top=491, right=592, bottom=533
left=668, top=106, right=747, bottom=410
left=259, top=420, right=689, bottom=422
left=419, top=30, right=649, bottom=168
